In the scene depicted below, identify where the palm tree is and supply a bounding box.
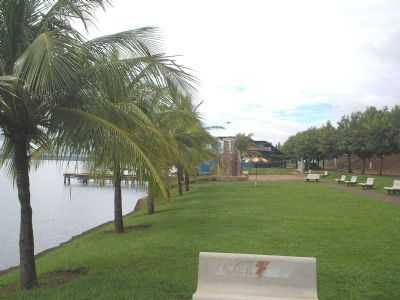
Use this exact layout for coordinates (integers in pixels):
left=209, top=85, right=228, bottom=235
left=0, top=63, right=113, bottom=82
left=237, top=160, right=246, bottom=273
left=0, top=0, right=190, bottom=288
left=127, top=84, right=215, bottom=213
left=130, top=86, right=183, bottom=214
left=160, top=85, right=216, bottom=195
left=81, top=54, right=192, bottom=231
left=234, top=133, right=256, bottom=158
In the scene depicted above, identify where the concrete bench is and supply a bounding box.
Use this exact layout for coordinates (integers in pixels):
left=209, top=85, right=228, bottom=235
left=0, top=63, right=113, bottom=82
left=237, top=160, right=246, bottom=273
left=359, top=178, right=374, bottom=189
left=344, top=176, right=358, bottom=186
left=192, top=252, right=319, bottom=300
left=384, top=180, right=400, bottom=194
left=335, top=175, right=346, bottom=184
left=304, top=174, right=320, bottom=182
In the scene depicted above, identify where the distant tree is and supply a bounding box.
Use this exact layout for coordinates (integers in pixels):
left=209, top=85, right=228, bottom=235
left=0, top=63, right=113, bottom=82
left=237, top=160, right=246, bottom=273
left=281, top=135, right=300, bottom=168
left=298, top=128, right=321, bottom=169
left=348, top=112, right=373, bottom=174
left=364, top=107, right=398, bottom=176
left=282, top=129, right=321, bottom=170
left=234, top=133, right=255, bottom=158
left=318, top=122, right=338, bottom=169
left=389, top=105, right=400, bottom=152
left=337, top=115, right=358, bottom=173
left=283, top=106, right=400, bottom=175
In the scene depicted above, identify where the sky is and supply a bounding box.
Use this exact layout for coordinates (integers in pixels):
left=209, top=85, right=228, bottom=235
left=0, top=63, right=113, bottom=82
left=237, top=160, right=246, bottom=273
left=83, top=0, right=400, bottom=144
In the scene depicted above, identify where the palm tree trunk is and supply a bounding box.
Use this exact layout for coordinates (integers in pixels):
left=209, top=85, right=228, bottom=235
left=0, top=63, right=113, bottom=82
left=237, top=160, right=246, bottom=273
left=347, top=153, right=352, bottom=173
left=147, top=181, right=155, bottom=215
left=177, top=166, right=183, bottom=196
left=361, top=158, right=366, bottom=175
left=15, top=138, right=38, bottom=289
left=184, top=170, right=190, bottom=192
left=379, top=156, right=384, bottom=176
left=113, top=166, right=124, bottom=233
left=165, top=173, right=171, bottom=200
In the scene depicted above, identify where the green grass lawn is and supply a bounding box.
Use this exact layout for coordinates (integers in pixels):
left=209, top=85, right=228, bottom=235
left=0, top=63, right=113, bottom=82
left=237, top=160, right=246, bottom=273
left=1, top=181, right=400, bottom=299
left=323, top=171, right=400, bottom=194
left=243, top=167, right=297, bottom=175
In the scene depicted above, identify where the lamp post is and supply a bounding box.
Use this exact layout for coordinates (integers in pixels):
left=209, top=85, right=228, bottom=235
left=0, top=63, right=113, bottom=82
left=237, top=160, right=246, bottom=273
left=250, top=157, right=268, bottom=185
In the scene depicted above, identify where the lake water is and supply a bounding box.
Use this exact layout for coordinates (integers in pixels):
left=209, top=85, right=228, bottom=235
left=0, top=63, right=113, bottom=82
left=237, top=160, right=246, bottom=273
left=0, top=161, right=146, bottom=271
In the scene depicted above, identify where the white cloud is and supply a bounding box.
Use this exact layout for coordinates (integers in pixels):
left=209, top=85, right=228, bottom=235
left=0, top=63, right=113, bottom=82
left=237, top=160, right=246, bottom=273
left=82, top=0, right=400, bottom=143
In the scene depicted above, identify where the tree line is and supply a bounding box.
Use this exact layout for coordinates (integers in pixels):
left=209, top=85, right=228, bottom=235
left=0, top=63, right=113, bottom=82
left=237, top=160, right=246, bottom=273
left=282, top=106, right=400, bottom=175
left=0, top=0, right=215, bottom=289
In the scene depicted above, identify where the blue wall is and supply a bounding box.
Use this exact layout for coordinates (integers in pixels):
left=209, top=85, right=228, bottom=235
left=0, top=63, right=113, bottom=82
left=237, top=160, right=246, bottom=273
left=198, top=160, right=218, bottom=175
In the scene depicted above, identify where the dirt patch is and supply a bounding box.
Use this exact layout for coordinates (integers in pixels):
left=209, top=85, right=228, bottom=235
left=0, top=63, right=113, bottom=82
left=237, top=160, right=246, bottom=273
left=0, top=283, right=17, bottom=296
left=41, top=267, right=88, bottom=288
left=248, top=174, right=304, bottom=182
left=0, top=267, right=87, bottom=296
left=217, top=175, right=249, bottom=182
left=323, top=182, right=400, bottom=205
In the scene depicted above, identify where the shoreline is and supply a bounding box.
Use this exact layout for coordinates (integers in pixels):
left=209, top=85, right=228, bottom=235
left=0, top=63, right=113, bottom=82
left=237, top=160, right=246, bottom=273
left=0, top=196, right=148, bottom=278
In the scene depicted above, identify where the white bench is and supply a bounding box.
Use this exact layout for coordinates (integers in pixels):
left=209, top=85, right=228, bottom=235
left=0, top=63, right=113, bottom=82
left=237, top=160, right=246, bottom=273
left=344, top=176, right=358, bottom=186
left=304, top=174, right=320, bottom=182
left=193, top=252, right=319, bottom=300
left=335, top=175, right=346, bottom=184
left=384, top=180, right=400, bottom=194
left=359, top=178, right=374, bottom=189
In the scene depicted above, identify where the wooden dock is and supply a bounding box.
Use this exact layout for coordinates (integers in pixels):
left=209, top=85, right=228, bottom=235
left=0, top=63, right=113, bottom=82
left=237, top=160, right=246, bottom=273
left=63, top=172, right=136, bottom=186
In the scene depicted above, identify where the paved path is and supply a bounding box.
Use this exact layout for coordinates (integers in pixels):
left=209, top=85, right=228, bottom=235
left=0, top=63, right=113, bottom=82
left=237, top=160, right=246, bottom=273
left=248, top=174, right=304, bottom=182
left=248, top=174, right=400, bottom=204
left=322, top=182, right=400, bottom=205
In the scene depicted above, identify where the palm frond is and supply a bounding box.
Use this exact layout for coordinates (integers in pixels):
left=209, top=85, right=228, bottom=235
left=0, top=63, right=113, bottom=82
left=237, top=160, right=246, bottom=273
left=15, top=31, right=90, bottom=96
left=86, top=27, right=162, bottom=57
left=0, top=135, right=17, bottom=178
left=39, top=0, right=110, bottom=32
left=51, top=106, right=168, bottom=199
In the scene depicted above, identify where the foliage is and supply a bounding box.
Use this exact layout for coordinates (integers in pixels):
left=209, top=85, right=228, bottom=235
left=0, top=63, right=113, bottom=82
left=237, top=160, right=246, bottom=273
left=363, top=107, right=398, bottom=158
left=282, top=106, right=400, bottom=173
left=318, top=121, right=339, bottom=159
left=165, top=85, right=216, bottom=171
left=336, top=114, right=356, bottom=156
left=0, top=0, right=195, bottom=287
left=234, top=133, right=255, bottom=157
